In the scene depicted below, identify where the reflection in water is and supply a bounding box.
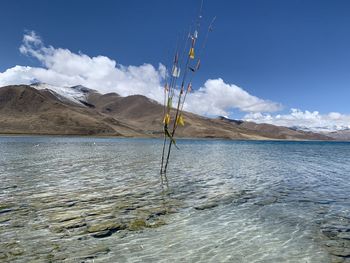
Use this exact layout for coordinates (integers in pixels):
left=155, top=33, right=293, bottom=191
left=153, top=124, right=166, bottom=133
left=0, top=137, right=349, bottom=262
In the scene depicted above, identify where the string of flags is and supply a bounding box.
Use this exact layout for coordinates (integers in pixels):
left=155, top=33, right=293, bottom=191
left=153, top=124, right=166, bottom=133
left=160, top=3, right=216, bottom=175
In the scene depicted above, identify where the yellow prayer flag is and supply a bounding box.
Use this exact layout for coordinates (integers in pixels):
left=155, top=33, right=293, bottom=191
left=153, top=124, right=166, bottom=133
left=189, top=48, right=195, bottom=59
left=176, top=114, right=185, bottom=126
left=163, top=113, right=170, bottom=125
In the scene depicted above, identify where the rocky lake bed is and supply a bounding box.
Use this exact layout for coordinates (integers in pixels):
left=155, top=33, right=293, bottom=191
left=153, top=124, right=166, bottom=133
left=1, top=137, right=350, bottom=262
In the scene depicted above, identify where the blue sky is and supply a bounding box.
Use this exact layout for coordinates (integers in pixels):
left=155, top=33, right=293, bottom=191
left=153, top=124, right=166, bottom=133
left=1, top=0, right=350, bottom=130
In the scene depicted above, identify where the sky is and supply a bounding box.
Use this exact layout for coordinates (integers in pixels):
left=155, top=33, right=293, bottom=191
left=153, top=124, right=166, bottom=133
left=1, top=0, right=350, bottom=131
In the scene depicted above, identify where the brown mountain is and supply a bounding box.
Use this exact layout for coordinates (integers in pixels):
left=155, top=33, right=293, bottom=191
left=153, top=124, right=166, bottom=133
left=323, top=130, right=350, bottom=140
left=0, top=85, right=139, bottom=136
left=0, top=84, right=332, bottom=140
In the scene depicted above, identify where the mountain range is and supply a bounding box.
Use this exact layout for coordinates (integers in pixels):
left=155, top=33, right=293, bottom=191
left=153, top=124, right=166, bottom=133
left=0, top=83, right=337, bottom=140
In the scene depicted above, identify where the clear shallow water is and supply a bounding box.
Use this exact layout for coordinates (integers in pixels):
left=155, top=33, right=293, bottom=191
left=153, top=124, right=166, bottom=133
left=0, top=136, right=349, bottom=262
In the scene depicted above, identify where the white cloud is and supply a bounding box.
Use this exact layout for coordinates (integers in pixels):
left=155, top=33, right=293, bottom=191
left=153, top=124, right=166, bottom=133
left=244, top=109, right=350, bottom=132
left=184, top=78, right=282, bottom=116
left=0, top=30, right=281, bottom=116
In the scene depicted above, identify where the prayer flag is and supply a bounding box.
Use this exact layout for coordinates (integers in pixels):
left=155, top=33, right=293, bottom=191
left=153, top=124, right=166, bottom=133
left=163, top=113, right=171, bottom=125
left=172, top=66, right=180, bottom=77
left=189, top=48, right=195, bottom=59
left=167, top=98, right=172, bottom=109
left=176, top=114, right=185, bottom=126
left=187, top=83, right=192, bottom=92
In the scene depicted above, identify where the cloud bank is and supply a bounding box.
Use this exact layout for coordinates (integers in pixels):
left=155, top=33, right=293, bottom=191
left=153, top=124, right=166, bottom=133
left=185, top=78, right=281, bottom=116
left=244, top=109, right=350, bottom=132
left=0, top=31, right=280, bottom=116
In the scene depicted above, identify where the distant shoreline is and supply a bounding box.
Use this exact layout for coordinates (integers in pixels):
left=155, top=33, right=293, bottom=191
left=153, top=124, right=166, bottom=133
left=0, top=133, right=347, bottom=142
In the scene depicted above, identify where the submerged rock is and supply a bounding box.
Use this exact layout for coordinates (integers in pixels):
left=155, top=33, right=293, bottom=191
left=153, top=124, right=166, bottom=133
left=81, top=246, right=111, bottom=259
left=88, top=221, right=126, bottom=238
left=147, top=218, right=167, bottom=228
left=0, top=179, right=177, bottom=261
left=52, top=245, right=111, bottom=261
left=338, top=232, right=350, bottom=240
left=49, top=211, right=82, bottom=223
left=327, top=247, right=350, bottom=257
left=0, top=214, right=11, bottom=223
left=128, top=219, right=147, bottom=231
left=320, top=216, right=350, bottom=261
left=330, top=255, right=347, bottom=263
left=254, top=196, right=278, bottom=206
left=194, top=202, right=218, bottom=210
left=50, top=217, right=87, bottom=233
left=0, top=208, right=12, bottom=215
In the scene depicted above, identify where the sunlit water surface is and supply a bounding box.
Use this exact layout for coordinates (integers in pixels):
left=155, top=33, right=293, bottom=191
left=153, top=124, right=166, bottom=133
left=0, top=136, right=349, bottom=262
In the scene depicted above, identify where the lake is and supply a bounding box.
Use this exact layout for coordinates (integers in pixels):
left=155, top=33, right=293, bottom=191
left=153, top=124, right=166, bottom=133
left=0, top=136, right=349, bottom=262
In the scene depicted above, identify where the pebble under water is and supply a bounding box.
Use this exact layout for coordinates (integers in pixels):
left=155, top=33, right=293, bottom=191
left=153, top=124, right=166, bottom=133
left=0, top=136, right=349, bottom=262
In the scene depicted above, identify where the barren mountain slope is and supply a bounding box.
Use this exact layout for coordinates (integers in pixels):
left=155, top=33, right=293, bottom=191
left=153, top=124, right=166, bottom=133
left=0, top=85, right=332, bottom=140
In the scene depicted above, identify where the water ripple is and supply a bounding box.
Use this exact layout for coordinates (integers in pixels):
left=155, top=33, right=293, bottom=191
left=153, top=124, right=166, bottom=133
left=0, top=137, right=349, bottom=262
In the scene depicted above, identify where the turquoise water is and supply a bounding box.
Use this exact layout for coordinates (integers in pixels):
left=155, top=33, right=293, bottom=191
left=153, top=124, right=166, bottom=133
left=0, top=136, right=349, bottom=262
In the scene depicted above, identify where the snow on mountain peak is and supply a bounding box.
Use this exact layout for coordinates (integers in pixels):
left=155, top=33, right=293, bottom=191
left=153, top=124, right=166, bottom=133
left=290, top=124, right=350, bottom=133
left=30, top=83, right=95, bottom=106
